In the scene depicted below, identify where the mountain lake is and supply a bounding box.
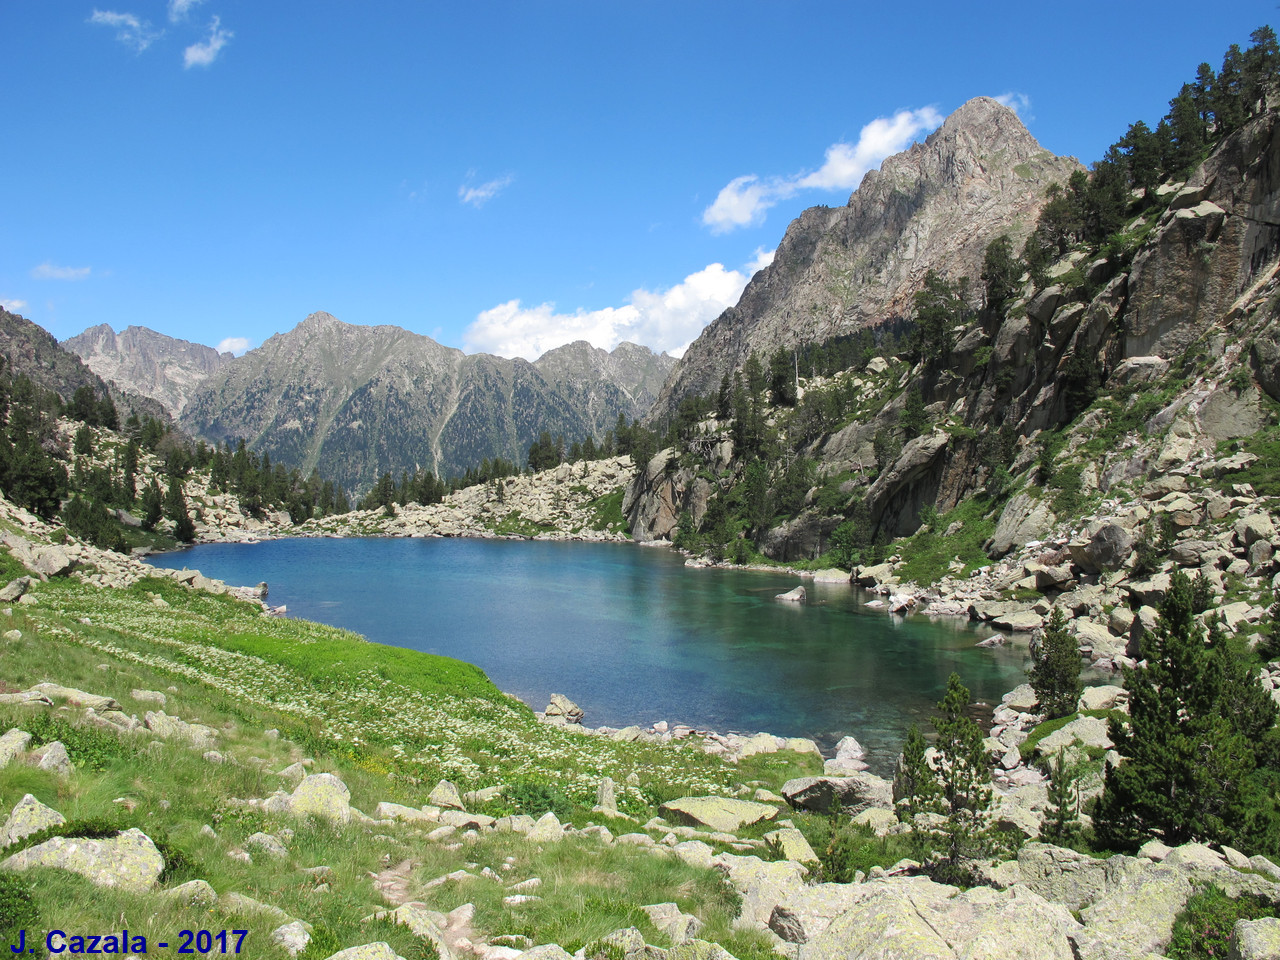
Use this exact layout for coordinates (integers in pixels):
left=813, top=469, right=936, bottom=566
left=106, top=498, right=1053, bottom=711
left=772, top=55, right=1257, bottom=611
left=147, top=537, right=1030, bottom=771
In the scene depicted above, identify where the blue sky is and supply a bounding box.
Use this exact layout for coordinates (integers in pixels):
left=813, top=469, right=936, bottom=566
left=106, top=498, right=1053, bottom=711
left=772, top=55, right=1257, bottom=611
left=2, top=3, right=1273, bottom=360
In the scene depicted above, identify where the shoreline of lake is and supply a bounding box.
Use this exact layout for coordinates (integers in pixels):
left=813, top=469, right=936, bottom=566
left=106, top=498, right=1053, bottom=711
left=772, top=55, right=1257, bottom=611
left=145, top=537, right=1032, bottom=774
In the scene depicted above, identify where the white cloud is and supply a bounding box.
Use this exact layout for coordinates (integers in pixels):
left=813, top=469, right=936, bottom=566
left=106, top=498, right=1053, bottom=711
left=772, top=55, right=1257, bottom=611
left=88, top=10, right=160, bottom=52
left=184, top=16, right=232, bottom=68
left=994, top=92, right=1033, bottom=121
left=746, top=247, right=775, bottom=275
left=701, top=107, right=943, bottom=233
left=167, top=0, right=204, bottom=22
left=994, top=92, right=1029, bottom=114
left=458, top=174, right=514, bottom=208
left=216, top=336, right=251, bottom=356
left=0, top=299, right=28, bottom=313
left=30, top=262, right=91, bottom=281
left=465, top=255, right=766, bottom=361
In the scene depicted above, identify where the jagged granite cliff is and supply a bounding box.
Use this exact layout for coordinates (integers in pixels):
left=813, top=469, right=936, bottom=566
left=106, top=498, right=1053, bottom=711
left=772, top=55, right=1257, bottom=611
left=63, top=324, right=233, bottom=418
left=654, top=97, right=1082, bottom=415
left=180, top=313, right=669, bottom=492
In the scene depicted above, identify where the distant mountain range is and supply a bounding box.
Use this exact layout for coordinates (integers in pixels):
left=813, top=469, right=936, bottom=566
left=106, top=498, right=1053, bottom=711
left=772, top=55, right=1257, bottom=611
left=63, top=324, right=233, bottom=419
left=62, top=311, right=673, bottom=493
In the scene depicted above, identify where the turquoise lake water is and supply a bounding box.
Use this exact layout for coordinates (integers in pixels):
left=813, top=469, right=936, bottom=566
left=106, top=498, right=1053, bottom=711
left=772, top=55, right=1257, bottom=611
left=147, top=537, right=1029, bottom=770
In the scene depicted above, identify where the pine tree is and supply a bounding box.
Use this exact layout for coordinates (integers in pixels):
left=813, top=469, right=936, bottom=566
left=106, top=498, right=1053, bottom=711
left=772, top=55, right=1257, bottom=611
left=932, top=673, right=994, bottom=876
left=900, top=388, right=929, bottom=440
left=140, top=478, right=163, bottom=530
left=73, top=424, right=93, bottom=457
left=1044, top=748, right=1082, bottom=844
left=1264, top=588, right=1280, bottom=660
left=980, top=234, right=1021, bottom=317
left=1029, top=607, right=1083, bottom=719
left=1095, top=571, right=1277, bottom=850
left=165, top=479, right=196, bottom=543
left=896, top=722, right=935, bottom=821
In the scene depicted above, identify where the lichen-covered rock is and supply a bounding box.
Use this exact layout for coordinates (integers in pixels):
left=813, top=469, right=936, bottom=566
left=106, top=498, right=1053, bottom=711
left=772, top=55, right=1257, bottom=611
left=143, top=710, right=218, bottom=747
left=159, top=879, right=218, bottom=907
left=322, top=945, right=409, bottom=960
left=519, top=947, right=574, bottom=960
left=364, top=902, right=453, bottom=958
left=659, top=796, right=778, bottom=833
left=763, top=827, right=817, bottom=863
left=641, top=903, right=704, bottom=945
left=525, top=811, right=566, bottom=843
left=769, top=882, right=875, bottom=943
left=1016, top=843, right=1110, bottom=911
left=0, top=826, right=164, bottom=893
left=1235, top=917, right=1280, bottom=959
left=781, top=774, right=892, bottom=814
left=0, top=728, right=32, bottom=769
left=222, top=891, right=293, bottom=921
left=1073, top=863, right=1195, bottom=959
left=1035, top=716, right=1113, bottom=757
left=0, top=577, right=31, bottom=602
left=713, top=853, right=808, bottom=925
left=796, top=887, right=953, bottom=959
left=1070, top=524, right=1133, bottom=573
left=374, top=801, right=436, bottom=823
left=244, top=832, right=289, bottom=858
left=428, top=779, right=465, bottom=810
left=2, top=793, right=66, bottom=844
left=271, top=922, right=313, bottom=957
left=30, top=683, right=118, bottom=711
left=988, top=491, right=1057, bottom=558
left=290, top=773, right=351, bottom=823
left=666, top=941, right=739, bottom=960
left=544, top=694, right=584, bottom=723
left=35, top=740, right=72, bottom=776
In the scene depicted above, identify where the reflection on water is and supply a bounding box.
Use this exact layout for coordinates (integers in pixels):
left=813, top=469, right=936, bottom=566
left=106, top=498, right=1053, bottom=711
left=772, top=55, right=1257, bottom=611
left=149, top=538, right=1029, bottom=772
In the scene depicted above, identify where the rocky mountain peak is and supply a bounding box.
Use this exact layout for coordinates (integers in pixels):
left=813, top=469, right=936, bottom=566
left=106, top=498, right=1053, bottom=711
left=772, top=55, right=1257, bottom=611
left=63, top=323, right=232, bottom=418
left=653, top=98, right=1082, bottom=415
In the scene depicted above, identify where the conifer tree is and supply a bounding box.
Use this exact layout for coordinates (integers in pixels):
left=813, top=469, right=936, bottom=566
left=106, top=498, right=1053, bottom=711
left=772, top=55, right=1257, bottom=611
left=1044, top=748, right=1082, bottom=844
left=1095, top=571, right=1277, bottom=850
left=165, top=479, right=196, bottom=542
left=1029, top=607, right=1083, bottom=719
left=896, top=722, right=935, bottom=821
left=932, top=673, right=994, bottom=875
left=140, top=478, right=163, bottom=530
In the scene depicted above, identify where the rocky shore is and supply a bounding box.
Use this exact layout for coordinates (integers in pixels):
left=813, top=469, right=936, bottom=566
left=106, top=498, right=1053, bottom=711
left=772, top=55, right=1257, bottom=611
left=851, top=469, right=1276, bottom=675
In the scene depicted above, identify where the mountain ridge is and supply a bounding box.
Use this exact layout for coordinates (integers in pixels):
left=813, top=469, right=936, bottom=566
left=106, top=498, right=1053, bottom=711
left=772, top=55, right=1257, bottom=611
left=63, top=323, right=232, bottom=418
left=653, top=96, right=1083, bottom=416
left=177, top=312, right=673, bottom=492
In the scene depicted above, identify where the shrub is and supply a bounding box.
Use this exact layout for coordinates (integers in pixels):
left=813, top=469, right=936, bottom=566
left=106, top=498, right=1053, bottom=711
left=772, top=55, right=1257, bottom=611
left=1167, top=885, right=1277, bottom=959
left=22, top=713, right=134, bottom=772
left=504, top=780, right=572, bottom=819
left=0, top=874, right=39, bottom=949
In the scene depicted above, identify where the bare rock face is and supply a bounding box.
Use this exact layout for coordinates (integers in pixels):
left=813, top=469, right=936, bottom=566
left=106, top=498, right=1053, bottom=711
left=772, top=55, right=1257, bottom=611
left=1125, top=110, right=1280, bottom=359
left=655, top=97, right=1081, bottom=415
left=63, top=324, right=232, bottom=418
left=622, top=448, right=713, bottom=541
